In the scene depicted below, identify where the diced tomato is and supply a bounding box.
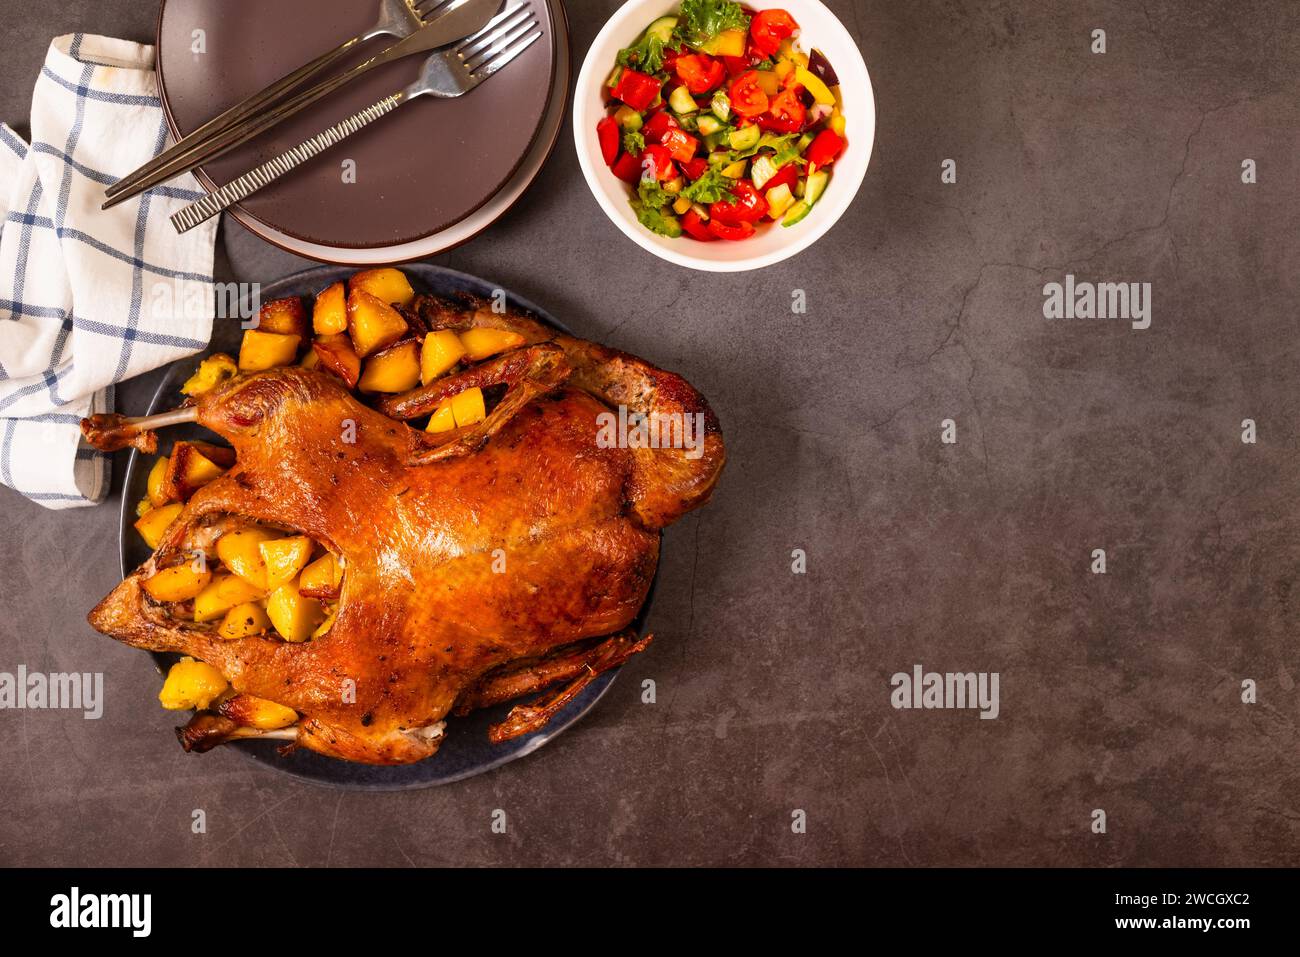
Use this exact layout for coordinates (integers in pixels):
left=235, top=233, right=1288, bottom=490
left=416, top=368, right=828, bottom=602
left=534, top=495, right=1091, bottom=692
left=661, top=128, right=699, bottom=164
left=709, top=179, right=768, bottom=225
left=750, top=9, right=799, bottom=58
left=758, top=88, right=806, bottom=133
left=642, top=110, right=679, bottom=144
left=675, top=53, right=726, bottom=94
left=728, top=70, right=770, bottom=118
left=707, top=219, right=756, bottom=240
left=612, top=69, right=662, bottom=111
left=763, top=162, right=799, bottom=195
left=662, top=45, right=686, bottom=73
left=805, top=128, right=845, bottom=169
left=681, top=208, right=717, bottom=241
left=597, top=116, right=620, bottom=166
left=640, top=143, right=676, bottom=181
left=611, top=150, right=643, bottom=183
left=680, top=157, right=709, bottom=181
left=722, top=55, right=751, bottom=78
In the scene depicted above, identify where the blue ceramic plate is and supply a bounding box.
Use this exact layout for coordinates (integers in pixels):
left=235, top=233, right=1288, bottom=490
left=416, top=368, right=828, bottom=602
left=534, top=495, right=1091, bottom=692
left=117, top=265, right=650, bottom=790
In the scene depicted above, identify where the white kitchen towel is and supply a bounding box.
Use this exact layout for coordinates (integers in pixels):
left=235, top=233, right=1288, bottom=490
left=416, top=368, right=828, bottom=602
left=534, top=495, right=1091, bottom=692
left=0, top=34, right=217, bottom=509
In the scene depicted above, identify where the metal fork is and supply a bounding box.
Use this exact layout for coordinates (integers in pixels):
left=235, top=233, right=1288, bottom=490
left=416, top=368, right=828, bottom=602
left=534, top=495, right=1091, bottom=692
left=170, top=2, right=541, bottom=234
left=103, top=0, right=504, bottom=210
left=105, top=0, right=458, bottom=204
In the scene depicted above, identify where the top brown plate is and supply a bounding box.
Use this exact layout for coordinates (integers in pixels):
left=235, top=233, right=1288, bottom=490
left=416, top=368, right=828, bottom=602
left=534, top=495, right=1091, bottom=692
left=156, top=0, right=556, bottom=249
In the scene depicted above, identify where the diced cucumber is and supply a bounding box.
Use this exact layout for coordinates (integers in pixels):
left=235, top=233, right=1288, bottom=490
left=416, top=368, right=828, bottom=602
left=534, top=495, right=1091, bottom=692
left=668, top=85, right=698, bottom=114
left=781, top=200, right=812, bottom=227
left=711, top=91, right=731, bottom=122
left=796, top=132, right=814, bottom=152
left=728, top=125, right=761, bottom=151
left=704, top=130, right=731, bottom=151
left=645, top=16, right=678, bottom=43
left=708, top=150, right=732, bottom=166
left=751, top=154, right=779, bottom=190
left=614, top=106, right=642, bottom=131
left=675, top=112, right=699, bottom=132
left=804, top=170, right=829, bottom=205
left=696, top=114, right=722, bottom=136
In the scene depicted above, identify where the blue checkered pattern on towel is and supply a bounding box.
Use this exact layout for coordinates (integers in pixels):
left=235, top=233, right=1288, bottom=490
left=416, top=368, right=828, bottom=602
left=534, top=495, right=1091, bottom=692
left=0, top=34, right=217, bottom=510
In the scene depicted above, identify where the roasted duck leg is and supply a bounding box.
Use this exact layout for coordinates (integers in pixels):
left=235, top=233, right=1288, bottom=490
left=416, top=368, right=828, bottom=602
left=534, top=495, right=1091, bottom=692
left=84, top=297, right=724, bottom=765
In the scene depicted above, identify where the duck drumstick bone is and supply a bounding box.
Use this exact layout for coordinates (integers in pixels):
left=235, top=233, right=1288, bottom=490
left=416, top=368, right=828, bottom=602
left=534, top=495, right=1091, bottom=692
left=80, top=407, right=199, bottom=453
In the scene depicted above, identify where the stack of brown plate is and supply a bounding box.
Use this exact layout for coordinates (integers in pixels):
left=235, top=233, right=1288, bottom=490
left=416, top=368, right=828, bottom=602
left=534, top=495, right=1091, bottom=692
left=156, top=0, right=568, bottom=262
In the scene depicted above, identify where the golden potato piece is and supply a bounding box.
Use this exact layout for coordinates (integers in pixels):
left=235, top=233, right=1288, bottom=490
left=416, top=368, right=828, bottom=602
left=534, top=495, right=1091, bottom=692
left=143, top=562, right=212, bottom=602
left=266, top=578, right=325, bottom=643
left=256, top=296, right=308, bottom=338
left=312, top=281, right=348, bottom=335
left=159, top=657, right=228, bottom=710
left=215, top=527, right=278, bottom=590
left=449, top=387, right=486, bottom=428
left=346, top=289, right=408, bottom=358
left=259, top=535, right=313, bottom=591
left=217, top=693, right=297, bottom=729
left=425, top=400, right=455, bottom=434
left=420, top=329, right=466, bottom=384
left=134, top=502, right=183, bottom=549
left=135, top=496, right=152, bottom=518
left=162, top=440, right=234, bottom=502
left=299, top=552, right=343, bottom=600
left=312, top=333, right=362, bottom=389
left=238, top=329, right=300, bottom=372
left=358, top=339, right=421, bottom=393
left=146, top=455, right=171, bottom=507
left=350, top=267, right=415, bottom=308
left=180, top=353, right=237, bottom=398
left=217, top=602, right=271, bottom=640
left=193, top=572, right=266, bottom=623
left=459, top=327, right=525, bottom=361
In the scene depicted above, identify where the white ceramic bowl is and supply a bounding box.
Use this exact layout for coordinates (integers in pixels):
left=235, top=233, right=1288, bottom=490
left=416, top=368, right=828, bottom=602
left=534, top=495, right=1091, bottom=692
left=573, top=0, right=875, bottom=272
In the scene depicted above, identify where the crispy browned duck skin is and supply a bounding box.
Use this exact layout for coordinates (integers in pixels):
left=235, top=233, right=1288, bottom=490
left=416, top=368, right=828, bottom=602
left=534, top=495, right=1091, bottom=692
left=84, top=296, right=724, bottom=764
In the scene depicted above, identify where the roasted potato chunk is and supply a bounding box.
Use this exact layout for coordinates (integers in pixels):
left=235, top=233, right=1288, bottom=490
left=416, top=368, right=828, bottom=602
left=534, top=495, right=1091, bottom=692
left=217, top=693, right=297, bottom=729
left=350, top=267, right=415, bottom=308
left=215, top=527, right=278, bottom=590
left=146, top=455, right=171, bottom=507
left=459, top=327, right=525, bottom=361
left=420, top=329, right=466, bottom=383
left=358, top=339, right=421, bottom=393
left=425, top=401, right=456, bottom=434
left=217, top=602, right=271, bottom=640
left=256, top=296, right=308, bottom=338
left=143, top=562, right=212, bottom=602
left=449, top=387, right=486, bottom=428
left=158, top=658, right=228, bottom=710
left=298, top=552, right=343, bottom=600
left=193, top=572, right=266, bottom=623
left=266, top=577, right=325, bottom=642
left=312, top=333, right=362, bottom=389
left=346, top=289, right=408, bottom=358
left=238, top=329, right=301, bottom=372
left=260, top=535, right=313, bottom=591
left=180, top=353, right=237, bottom=397
left=312, top=281, right=348, bottom=335
left=162, top=441, right=234, bottom=502
left=134, top=502, right=183, bottom=549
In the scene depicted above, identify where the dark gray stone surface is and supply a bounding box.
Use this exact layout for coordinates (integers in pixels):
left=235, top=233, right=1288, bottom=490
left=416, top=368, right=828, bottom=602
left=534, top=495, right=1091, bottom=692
left=1, top=0, right=1298, bottom=866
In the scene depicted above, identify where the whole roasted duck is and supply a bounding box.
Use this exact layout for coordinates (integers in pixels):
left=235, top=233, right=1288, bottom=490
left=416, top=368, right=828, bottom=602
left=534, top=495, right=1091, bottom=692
left=82, top=290, right=724, bottom=765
